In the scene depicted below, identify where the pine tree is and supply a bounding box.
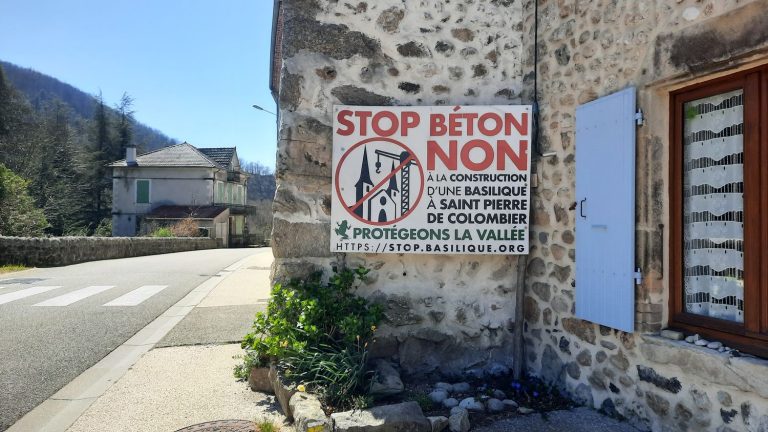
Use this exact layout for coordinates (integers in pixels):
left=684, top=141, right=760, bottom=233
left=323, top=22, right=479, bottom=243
left=35, top=100, right=86, bottom=235
left=0, top=64, right=40, bottom=178
left=82, top=92, right=113, bottom=233
left=115, top=93, right=134, bottom=156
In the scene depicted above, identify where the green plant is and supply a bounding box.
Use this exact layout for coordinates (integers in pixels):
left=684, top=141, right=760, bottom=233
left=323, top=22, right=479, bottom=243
left=350, top=394, right=375, bottom=411
left=406, top=390, right=434, bottom=412
left=93, top=218, right=112, bottom=237
left=254, top=418, right=280, bottom=432
left=0, top=163, right=49, bottom=237
left=685, top=105, right=699, bottom=120
left=239, top=266, right=383, bottom=410
left=281, top=341, right=374, bottom=411
left=0, top=264, right=28, bottom=274
left=233, top=350, right=268, bottom=381
left=242, top=267, right=381, bottom=360
left=150, top=227, right=174, bottom=237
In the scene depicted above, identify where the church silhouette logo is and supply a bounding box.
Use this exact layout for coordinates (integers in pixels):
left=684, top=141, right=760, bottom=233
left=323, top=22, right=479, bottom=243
left=334, top=138, right=423, bottom=226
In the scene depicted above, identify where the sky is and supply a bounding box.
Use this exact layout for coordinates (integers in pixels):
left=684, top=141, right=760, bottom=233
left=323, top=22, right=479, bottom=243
left=0, top=0, right=277, bottom=168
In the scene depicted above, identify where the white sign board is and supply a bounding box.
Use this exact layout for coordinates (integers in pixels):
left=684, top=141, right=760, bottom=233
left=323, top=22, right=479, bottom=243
left=331, top=105, right=532, bottom=255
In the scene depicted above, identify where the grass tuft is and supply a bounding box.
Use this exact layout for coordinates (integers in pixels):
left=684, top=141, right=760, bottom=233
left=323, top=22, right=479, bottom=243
left=0, top=264, right=28, bottom=274
left=255, top=418, right=281, bottom=432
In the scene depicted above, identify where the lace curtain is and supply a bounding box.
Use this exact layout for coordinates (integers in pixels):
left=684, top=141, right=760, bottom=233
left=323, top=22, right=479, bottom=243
left=683, top=89, right=745, bottom=323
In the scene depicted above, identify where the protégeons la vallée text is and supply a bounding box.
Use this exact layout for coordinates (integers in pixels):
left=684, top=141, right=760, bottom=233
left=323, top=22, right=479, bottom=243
left=331, top=105, right=532, bottom=255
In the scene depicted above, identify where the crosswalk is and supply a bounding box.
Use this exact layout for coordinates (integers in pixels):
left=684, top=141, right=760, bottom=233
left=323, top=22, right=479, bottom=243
left=0, top=284, right=169, bottom=307
left=104, top=285, right=168, bottom=307
left=34, top=285, right=115, bottom=307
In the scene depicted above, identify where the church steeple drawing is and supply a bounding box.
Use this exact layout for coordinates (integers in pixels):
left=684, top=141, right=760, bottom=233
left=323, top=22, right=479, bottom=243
left=353, top=146, right=373, bottom=217
left=348, top=144, right=411, bottom=223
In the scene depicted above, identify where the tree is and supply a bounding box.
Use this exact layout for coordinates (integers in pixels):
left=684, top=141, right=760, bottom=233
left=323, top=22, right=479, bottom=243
left=0, top=64, right=39, bottom=178
left=0, top=163, right=49, bottom=237
left=239, top=158, right=274, bottom=175
left=115, top=93, right=134, bottom=155
left=33, top=100, right=87, bottom=235
left=81, top=92, right=114, bottom=232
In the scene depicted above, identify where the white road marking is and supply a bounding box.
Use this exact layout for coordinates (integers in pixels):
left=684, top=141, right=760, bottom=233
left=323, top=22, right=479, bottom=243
left=103, top=285, right=169, bottom=307
left=33, top=286, right=115, bottom=307
left=0, top=286, right=64, bottom=305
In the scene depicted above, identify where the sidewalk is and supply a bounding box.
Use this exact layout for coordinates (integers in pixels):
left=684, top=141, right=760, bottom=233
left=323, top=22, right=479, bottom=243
left=65, top=248, right=286, bottom=432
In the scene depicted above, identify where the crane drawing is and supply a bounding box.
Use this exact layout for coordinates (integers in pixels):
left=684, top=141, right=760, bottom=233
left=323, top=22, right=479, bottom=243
left=352, top=145, right=417, bottom=223
left=374, top=149, right=415, bottom=216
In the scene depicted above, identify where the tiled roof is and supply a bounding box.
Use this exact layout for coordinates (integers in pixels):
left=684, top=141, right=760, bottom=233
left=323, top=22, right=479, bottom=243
left=109, top=142, right=222, bottom=168
left=144, top=205, right=228, bottom=220
left=198, top=147, right=237, bottom=169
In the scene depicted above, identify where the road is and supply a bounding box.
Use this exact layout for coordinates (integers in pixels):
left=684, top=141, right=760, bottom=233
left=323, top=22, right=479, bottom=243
left=0, top=248, right=259, bottom=431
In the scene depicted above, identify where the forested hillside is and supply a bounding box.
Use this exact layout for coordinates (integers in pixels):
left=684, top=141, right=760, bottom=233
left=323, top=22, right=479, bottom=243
left=1, top=61, right=175, bottom=152
left=0, top=62, right=165, bottom=236
left=0, top=61, right=275, bottom=238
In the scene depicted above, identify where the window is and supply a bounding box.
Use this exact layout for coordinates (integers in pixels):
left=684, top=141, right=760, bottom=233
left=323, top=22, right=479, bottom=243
left=216, top=181, right=224, bottom=204
left=670, top=66, right=768, bottom=357
left=136, top=179, right=150, bottom=204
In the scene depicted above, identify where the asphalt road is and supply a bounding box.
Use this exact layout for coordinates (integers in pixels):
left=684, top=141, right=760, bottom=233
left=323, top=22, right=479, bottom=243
left=0, top=248, right=258, bottom=431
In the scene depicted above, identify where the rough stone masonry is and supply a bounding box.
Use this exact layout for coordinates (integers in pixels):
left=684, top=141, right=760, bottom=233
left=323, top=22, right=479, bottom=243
left=518, top=0, right=768, bottom=431
left=272, top=0, right=525, bottom=378
left=272, top=0, right=768, bottom=430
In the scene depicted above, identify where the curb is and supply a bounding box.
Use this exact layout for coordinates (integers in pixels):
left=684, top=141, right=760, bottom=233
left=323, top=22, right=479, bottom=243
left=7, top=254, right=254, bottom=432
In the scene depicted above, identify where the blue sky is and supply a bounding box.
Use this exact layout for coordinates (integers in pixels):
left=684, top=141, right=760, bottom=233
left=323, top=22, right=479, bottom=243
left=0, top=0, right=277, bottom=168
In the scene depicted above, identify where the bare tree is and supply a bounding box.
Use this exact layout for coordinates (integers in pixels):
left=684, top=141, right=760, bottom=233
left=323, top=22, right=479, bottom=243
left=239, top=158, right=274, bottom=175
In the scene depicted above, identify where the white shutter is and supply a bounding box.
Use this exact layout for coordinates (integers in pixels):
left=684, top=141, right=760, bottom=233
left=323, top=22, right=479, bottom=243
left=575, top=87, right=637, bottom=332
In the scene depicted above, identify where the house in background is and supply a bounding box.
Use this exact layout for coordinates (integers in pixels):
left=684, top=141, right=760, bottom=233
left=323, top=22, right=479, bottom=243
left=109, top=142, right=249, bottom=247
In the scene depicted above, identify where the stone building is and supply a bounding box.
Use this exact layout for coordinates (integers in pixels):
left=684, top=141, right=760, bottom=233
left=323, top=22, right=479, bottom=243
left=110, top=142, right=249, bottom=246
left=268, top=0, right=768, bottom=430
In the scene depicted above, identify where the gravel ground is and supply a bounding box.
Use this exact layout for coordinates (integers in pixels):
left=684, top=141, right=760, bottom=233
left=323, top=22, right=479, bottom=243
left=67, top=344, right=287, bottom=432
left=472, top=407, right=643, bottom=432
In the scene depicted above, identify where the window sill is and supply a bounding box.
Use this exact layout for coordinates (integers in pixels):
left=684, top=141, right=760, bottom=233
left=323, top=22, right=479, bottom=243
left=640, top=334, right=768, bottom=398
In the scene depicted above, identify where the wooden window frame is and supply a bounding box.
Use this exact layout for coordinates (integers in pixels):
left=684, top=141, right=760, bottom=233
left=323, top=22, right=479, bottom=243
left=669, top=65, right=768, bottom=357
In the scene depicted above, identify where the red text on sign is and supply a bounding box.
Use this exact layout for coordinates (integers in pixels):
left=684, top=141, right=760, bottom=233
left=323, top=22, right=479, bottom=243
left=427, top=139, right=529, bottom=171
left=336, top=109, right=420, bottom=137
left=429, top=112, right=528, bottom=137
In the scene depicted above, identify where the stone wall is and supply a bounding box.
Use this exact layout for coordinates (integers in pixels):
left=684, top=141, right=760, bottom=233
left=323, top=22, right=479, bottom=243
left=0, top=236, right=217, bottom=267
left=520, top=0, right=768, bottom=430
left=273, top=0, right=526, bottom=378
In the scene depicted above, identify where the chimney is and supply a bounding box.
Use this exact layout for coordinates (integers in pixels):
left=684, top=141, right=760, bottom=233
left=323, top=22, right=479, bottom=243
left=126, top=145, right=137, bottom=166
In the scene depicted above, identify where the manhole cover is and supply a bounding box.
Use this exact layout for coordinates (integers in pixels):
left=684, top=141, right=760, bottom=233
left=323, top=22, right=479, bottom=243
left=175, top=420, right=258, bottom=432
left=0, top=278, right=47, bottom=285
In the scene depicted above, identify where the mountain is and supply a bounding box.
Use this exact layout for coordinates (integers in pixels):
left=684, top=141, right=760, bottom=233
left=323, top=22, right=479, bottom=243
left=0, top=60, right=176, bottom=152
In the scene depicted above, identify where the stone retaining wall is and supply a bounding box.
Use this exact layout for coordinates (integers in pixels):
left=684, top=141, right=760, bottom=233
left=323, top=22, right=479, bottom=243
left=0, top=236, right=218, bottom=267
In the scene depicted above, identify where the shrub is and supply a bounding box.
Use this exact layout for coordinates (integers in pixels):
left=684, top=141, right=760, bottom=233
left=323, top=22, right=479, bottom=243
left=93, top=218, right=112, bottom=237
left=170, top=217, right=200, bottom=237
left=240, top=267, right=383, bottom=411
left=150, top=227, right=174, bottom=237
left=0, top=163, right=49, bottom=236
